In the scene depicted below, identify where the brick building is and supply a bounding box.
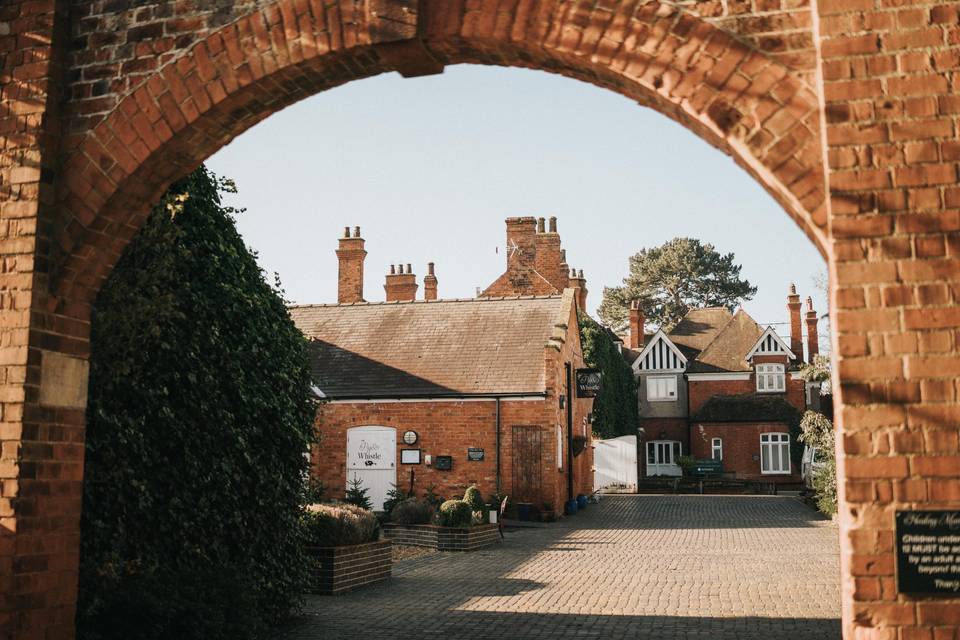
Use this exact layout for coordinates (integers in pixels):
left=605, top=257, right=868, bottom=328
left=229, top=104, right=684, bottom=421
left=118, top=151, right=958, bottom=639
left=624, top=285, right=822, bottom=483
left=291, top=220, right=593, bottom=515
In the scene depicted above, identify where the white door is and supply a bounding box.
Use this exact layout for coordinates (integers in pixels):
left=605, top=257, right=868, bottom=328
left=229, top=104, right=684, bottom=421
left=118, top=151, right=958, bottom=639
left=346, top=426, right=397, bottom=511
left=646, top=440, right=682, bottom=477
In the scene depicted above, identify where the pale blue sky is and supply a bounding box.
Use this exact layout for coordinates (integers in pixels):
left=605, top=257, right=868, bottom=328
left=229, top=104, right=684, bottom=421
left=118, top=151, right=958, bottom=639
left=207, top=64, right=827, bottom=339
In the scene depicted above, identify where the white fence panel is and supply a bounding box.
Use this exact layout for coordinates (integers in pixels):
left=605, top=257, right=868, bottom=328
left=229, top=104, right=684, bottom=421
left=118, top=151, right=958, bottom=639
left=593, top=435, right=637, bottom=492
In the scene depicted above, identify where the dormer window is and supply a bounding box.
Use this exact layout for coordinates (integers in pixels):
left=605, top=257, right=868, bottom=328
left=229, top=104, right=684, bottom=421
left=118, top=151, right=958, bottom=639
left=756, top=363, right=785, bottom=393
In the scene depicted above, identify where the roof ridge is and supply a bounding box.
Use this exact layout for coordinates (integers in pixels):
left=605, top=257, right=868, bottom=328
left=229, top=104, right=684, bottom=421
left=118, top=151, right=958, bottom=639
left=289, top=294, right=564, bottom=309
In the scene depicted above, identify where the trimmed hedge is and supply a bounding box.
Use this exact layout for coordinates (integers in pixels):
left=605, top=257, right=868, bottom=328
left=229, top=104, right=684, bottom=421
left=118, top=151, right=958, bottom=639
left=438, top=500, right=472, bottom=527
left=390, top=499, right=435, bottom=525
left=302, top=503, right=381, bottom=547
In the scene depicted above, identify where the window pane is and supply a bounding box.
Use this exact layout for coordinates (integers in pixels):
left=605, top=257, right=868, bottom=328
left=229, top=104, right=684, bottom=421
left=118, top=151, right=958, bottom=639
left=647, top=442, right=655, bottom=463
left=761, top=444, right=769, bottom=471
left=780, top=444, right=790, bottom=471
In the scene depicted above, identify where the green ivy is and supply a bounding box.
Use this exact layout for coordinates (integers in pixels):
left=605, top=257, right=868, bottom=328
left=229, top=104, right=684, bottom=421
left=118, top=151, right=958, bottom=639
left=578, top=313, right=639, bottom=439
left=78, top=166, right=319, bottom=640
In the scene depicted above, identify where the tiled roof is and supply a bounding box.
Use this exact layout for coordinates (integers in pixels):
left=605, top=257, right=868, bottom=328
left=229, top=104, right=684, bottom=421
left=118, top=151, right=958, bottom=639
left=289, top=293, right=573, bottom=398
left=692, top=394, right=801, bottom=423
left=668, top=307, right=733, bottom=359
left=685, top=309, right=765, bottom=373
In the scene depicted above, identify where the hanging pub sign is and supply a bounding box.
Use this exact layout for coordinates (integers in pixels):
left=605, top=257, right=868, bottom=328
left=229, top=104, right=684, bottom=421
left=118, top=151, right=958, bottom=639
left=467, top=448, right=484, bottom=461
left=895, top=510, right=960, bottom=596
left=576, top=368, right=602, bottom=397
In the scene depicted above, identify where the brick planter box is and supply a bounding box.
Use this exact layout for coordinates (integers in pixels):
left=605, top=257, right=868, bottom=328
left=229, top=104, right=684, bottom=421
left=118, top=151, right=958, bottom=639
left=382, top=523, right=500, bottom=552
left=306, top=539, right=392, bottom=595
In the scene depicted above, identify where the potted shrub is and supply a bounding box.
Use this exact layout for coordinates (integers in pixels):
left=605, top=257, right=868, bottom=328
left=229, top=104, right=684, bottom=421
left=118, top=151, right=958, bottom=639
left=302, top=503, right=391, bottom=595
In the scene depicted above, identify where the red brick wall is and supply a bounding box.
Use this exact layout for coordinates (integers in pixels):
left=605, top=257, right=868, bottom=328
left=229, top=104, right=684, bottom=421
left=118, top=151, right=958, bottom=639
left=690, top=422, right=801, bottom=481
left=688, top=375, right=807, bottom=414
left=312, top=399, right=541, bottom=506
left=817, top=1, right=960, bottom=635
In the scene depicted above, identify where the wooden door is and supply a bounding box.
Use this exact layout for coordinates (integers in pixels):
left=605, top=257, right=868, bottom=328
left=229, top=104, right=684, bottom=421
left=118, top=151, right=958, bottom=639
left=512, top=426, right=542, bottom=504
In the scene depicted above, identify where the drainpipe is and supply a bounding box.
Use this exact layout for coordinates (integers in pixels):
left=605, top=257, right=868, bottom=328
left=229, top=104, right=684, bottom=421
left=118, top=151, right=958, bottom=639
left=566, top=362, right=574, bottom=502
left=495, top=397, right=502, bottom=496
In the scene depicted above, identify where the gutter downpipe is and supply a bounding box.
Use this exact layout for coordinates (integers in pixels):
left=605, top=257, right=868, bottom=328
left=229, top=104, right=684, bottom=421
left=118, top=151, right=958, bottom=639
left=495, top=396, right=502, bottom=496
left=566, top=362, right=575, bottom=503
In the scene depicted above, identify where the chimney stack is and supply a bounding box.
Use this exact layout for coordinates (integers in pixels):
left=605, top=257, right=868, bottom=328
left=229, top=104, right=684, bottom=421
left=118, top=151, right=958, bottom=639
left=569, top=268, right=588, bottom=311
left=424, top=262, right=438, bottom=301
left=535, top=215, right=565, bottom=292
left=629, top=300, right=645, bottom=350
left=559, top=249, right=570, bottom=289
left=805, top=296, right=819, bottom=361
left=505, top=216, right=537, bottom=272
left=336, top=226, right=366, bottom=303
left=787, top=283, right=803, bottom=358
left=385, top=263, right=418, bottom=302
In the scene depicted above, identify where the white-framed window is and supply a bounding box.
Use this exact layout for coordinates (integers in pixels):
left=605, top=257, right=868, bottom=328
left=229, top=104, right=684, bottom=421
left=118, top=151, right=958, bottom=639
left=647, top=375, right=678, bottom=401
left=756, top=363, right=785, bottom=393
left=711, top=438, right=723, bottom=462
left=761, top=433, right=791, bottom=474
left=557, top=424, right=563, bottom=469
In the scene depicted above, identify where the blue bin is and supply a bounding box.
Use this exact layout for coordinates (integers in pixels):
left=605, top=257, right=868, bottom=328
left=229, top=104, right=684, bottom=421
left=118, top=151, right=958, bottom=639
left=565, top=499, right=578, bottom=515
left=577, top=494, right=588, bottom=510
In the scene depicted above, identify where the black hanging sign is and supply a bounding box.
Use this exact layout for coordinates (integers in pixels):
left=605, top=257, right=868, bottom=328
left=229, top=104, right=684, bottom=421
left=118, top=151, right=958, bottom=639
left=895, top=510, right=960, bottom=596
left=575, top=368, right=602, bottom=397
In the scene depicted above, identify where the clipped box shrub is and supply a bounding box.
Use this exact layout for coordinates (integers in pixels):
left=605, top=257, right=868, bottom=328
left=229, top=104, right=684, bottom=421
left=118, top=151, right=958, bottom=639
left=390, top=499, right=434, bottom=525
left=463, top=486, right=486, bottom=513
left=303, top=503, right=380, bottom=547
left=438, top=500, right=472, bottom=528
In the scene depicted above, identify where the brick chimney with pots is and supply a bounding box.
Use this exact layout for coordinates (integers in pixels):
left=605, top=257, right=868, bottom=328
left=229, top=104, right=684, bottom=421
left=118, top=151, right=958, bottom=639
left=385, top=263, right=418, bottom=302
left=787, top=283, right=802, bottom=358
left=569, top=268, right=588, bottom=311
left=629, top=300, right=645, bottom=350
left=535, top=216, right=565, bottom=292
left=423, top=262, right=438, bottom=301
left=805, top=296, right=819, bottom=361
left=336, top=226, right=366, bottom=304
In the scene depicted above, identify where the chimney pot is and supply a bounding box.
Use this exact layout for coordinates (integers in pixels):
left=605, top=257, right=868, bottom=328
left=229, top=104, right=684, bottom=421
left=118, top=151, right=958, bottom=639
left=549, top=216, right=557, bottom=233
left=406, top=263, right=412, bottom=274
left=354, top=226, right=361, bottom=238
left=428, top=262, right=435, bottom=276
left=537, top=217, right=546, bottom=233
left=343, top=226, right=350, bottom=238
left=578, top=269, right=584, bottom=278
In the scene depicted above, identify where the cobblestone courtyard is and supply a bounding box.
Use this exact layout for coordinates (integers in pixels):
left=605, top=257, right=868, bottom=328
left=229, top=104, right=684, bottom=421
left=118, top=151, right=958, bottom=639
left=277, top=495, right=841, bottom=639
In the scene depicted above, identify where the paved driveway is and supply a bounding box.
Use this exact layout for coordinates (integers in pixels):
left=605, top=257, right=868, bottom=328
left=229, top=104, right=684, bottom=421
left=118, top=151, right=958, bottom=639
left=277, top=495, right=841, bottom=639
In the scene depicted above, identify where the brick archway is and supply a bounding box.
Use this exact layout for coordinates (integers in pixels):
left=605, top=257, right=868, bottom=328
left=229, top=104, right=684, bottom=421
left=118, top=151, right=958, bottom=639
left=3, top=1, right=960, bottom=639
left=53, top=0, right=827, bottom=305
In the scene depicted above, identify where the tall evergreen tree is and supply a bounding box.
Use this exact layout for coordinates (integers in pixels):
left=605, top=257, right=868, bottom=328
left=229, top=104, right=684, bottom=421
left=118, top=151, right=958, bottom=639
left=78, top=166, right=318, bottom=640
left=598, top=237, right=757, bottom=331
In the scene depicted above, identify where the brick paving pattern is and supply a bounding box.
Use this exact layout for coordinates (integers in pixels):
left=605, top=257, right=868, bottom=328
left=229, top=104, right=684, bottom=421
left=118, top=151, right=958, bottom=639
left=276, top=495, right=841, bottom=639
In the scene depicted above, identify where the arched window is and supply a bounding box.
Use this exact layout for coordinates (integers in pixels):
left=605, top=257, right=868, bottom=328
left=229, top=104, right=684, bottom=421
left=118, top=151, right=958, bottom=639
left=756, top=363, right=785, bottom=393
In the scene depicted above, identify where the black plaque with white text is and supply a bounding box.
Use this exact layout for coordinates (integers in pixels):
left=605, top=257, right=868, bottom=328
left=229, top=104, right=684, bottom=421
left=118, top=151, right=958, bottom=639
left=896, top=510, right=960, bottom=596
